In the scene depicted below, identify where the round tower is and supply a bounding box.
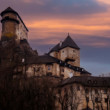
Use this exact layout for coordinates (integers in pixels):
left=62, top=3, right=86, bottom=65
left=0, top=7, right=19, bottom=41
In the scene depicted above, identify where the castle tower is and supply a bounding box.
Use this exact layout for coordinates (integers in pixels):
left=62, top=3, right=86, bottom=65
left=0, top=7, right=28, bottom=42
left=49, top=34, right=80, bottom=66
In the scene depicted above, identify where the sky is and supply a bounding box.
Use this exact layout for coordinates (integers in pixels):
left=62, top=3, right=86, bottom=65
left=0, top=0, right=110, bottom=76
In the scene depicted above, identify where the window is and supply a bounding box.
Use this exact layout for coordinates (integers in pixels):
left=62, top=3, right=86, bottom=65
left=86, top=97, right=89, bottom=102
left=64, top=88, right=67, bottom=93
left=87, top=80, right=91, bottom=84
left=73, top=50, right=76, bottom=52
left=56, top=53, right=58, bottom=57
left=95, top=89, right=98, bottom=94
left=48, top=66, right=51, bottom=70
left=77, top=86, right=80, bottom=91
left=85, top=88, right=89, bottom=94
left=95, top=97, right=98, bottom=102
left=70, top=86, right=73, bottom=91
left=103, top=89, right=107, bottom=94
left=105, top=98, right=108, bottom=103
left=61, top=68, right=64, bottom=72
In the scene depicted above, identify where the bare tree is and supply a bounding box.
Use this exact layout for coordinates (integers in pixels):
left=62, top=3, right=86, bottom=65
left=57, top=85, right=81, bottom=110
left=97, top=89, right=103, bottom=110
left=69, top=85, right=81, bottom=110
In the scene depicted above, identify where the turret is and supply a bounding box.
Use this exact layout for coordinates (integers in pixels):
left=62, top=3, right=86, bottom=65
left=49, top=34, right=80, bottom=66
left=0, top=7, right=28, bottom=42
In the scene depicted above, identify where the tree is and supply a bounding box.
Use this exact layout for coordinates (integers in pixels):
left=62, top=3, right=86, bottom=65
left=0, top=74, right=56, bottom=110
left=57, top=85, right=81, bottom=110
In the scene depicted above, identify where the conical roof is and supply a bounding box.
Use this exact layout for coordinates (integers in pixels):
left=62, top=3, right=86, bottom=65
left=49, top=34, right=80, bottom=53
left=1, top=7, right=18, bottom=16
left=60, top=35, right=80, bottom=50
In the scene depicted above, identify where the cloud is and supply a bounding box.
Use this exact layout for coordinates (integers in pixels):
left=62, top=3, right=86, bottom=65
left=21, top=0, right=51, bottom=5
left=0, top=0, right=107, bottom=17
left=97, top=0, right=110, bottom=5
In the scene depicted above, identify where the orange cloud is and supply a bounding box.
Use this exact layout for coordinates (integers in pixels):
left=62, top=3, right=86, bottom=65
left=97, top=0, right=110, bottom=5
left=26, top=18, right=110, bottom=39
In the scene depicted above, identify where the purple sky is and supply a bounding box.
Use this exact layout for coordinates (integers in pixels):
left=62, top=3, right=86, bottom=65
left=0, top=0, right=110, bottom=76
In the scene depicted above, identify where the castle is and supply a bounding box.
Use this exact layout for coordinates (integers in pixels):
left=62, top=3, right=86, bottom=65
left=0, top=7, right=110, bottom=110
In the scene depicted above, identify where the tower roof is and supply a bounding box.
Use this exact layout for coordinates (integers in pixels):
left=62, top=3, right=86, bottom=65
left=1, top=7, right=18, bottom=16
left=60, top=34, right=80, bottom=50
left=1, top=7, right=29, bottom=31
left=49, top=34, right=80, bottom=53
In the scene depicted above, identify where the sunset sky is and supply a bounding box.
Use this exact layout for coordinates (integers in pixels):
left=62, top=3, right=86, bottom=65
left=0, top=0, right=110, bottom=75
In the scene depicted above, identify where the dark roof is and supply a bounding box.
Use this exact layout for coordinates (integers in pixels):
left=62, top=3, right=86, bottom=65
left=36, top=55, right=59, bottom=64
left=25, top=54, right=91, bottom=75
left=81, top=69, right=91, bottom=75
left=26, top=54, right=59, bottom=65
left=60, top=35, right=80, bottom=50
left=60, top=76, right=110, bottom=87
left=1, top=7, right=28, bottom=31
left=1, top=7, right=17, bottom=16
left=49, top=35, right=80, bottom=53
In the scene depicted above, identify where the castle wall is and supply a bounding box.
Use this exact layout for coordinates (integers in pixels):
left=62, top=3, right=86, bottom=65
left=59, top=47, right=80, bottom=66
left=50, top=47, right=80, bottom=67
left=56, top=84, right=110, bottom=110
left=16, top=16, right=28, bottom=40
left=25, top=62, right=82, bottom=78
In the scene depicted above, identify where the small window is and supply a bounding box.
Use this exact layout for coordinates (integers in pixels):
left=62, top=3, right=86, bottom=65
left=70, top=86, right=73, bottom=91
left=95, top=89, right=98, bottom=94
left=87, top=80, right=91, bottom=84
left=59, top=60, right=62, bottom=64
left=93, top=80, right=97, bottom=84
left=56, top=53, right=58, bottom=57
left=95, top=97, right=98, bottom=102
left=48, top=66, right=51, bottom=70
left=103, top=89, right=107, bottom=94
left=105, top=98, right=108, bottom=103
left=77, top=86, right=80, bottom=91
left=61, top=68, right=64, bottom=72
left=64, top=88, right=67, bottom=93
left=58, top=89, right=61, bottom=94
left=73, top=50, right=75, bottom=52
left=86, top=97, right=89, bottom=102
left=85, top=88, right=89, bottom=94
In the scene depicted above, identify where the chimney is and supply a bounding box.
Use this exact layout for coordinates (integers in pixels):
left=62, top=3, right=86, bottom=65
left=60, top=41, right=62, bottom=47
